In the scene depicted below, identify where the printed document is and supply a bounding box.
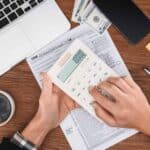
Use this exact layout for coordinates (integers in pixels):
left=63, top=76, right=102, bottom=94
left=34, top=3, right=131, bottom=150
left=26, top=24, right=137, bottom=150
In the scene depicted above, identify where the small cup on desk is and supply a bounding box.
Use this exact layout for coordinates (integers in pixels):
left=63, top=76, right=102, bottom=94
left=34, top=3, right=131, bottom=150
left=0, top=91, right=15, bottom=127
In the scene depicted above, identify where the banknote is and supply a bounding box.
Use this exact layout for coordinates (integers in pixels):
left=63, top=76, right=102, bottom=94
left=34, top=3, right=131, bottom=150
left=71, top=0, right=111, bottom=34
left=85, top=7, right=111, bottom=34
left=80, top=0, right=95, bottom=23
left=77, top=0, right=91, bottom=22
left=73, top=0, right=86, bottom=23
left=72, top=0, right=82, bottom=23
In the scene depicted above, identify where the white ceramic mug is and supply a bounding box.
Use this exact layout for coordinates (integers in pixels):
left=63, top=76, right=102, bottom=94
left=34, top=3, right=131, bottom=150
left=0, top=91, right=15, bottom=127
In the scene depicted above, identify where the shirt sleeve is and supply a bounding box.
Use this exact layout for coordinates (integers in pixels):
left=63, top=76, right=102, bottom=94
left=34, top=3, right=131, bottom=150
left=10, top=132, right=38, bottom=150
left=0, top=138, right=25, bottom=150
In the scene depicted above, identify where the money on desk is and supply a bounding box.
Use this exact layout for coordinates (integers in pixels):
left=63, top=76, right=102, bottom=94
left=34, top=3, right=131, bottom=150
left=72, top=0, right=111, bottom=34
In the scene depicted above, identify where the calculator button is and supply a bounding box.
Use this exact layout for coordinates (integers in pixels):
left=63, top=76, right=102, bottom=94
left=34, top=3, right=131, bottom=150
left=82, top=81, right=89, bottom=89
left=66, top=78, right=72, bottom=84
left=82, top=97, right=86, bottom=101
left=93, top=62, right=97, bottom=66
left=82, top=87, right=86, bottom=91
left=99, top=78, right=103, bottom=83
left=71, top=88, right=76, bottom=92
left=77, top=93, right=81, bottom=97
left=104, top=72, right=109, bottom=76
left=88, top=80, right=92, bottom=84
left=93, top=73, right=97, bottom=78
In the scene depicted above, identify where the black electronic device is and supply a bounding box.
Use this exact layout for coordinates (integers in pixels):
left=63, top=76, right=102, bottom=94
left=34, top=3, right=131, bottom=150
left=93, top=0, right=150, bottom=44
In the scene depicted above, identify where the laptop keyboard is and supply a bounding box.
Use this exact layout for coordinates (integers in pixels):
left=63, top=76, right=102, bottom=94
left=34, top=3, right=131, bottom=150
left=0, top=0, right=44, bottom=29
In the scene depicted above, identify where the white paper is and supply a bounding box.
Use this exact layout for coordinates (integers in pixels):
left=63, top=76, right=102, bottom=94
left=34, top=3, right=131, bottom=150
left=26, top=24, right=137, bottom=150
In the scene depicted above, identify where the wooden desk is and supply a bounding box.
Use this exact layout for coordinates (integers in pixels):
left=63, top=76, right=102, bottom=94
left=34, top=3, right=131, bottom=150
left=0, top=0, right=150, bottom=149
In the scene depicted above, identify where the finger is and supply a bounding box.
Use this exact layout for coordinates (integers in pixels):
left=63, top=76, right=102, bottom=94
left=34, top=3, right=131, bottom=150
left=74, top=102, right=81, bottom=108
left=123, top=76, right=139, bottom=89
left=59, top=103, right=70, bottom=122
left=41, top=72, right=52, bottom=91
left=97, top=81, right=125, bottom=102
left=90, top=87, right=116, bottom=114
left=63, top=94, right=75, bottom=111
left=107, top=77, right=132, bottom=93
left=92, top=102, right=117, bottom=127
left=53, top=85, right=61, bottom=93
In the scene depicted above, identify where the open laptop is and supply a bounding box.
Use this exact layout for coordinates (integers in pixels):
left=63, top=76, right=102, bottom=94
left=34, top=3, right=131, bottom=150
left=0, top=0, right=70, bottom=75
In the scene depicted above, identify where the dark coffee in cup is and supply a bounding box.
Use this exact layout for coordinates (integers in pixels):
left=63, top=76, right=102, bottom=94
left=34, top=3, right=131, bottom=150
left=0, top=91, right=15, bottom=126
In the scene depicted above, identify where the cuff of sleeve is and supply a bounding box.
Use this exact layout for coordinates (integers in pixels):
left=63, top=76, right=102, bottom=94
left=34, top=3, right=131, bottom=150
left=11, top=132, right=38, bottom=150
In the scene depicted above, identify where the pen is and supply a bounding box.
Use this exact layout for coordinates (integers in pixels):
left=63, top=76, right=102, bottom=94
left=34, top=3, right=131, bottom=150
left=144, top=67, right=150, bottom=75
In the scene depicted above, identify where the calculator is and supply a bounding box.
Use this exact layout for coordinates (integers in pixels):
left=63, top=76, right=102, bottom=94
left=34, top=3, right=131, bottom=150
left=49, top=39, right=118, bottom=120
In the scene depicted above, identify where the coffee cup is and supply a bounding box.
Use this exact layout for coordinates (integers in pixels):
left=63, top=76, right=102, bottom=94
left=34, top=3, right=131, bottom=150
left=0, top=91, right=15, bottom=127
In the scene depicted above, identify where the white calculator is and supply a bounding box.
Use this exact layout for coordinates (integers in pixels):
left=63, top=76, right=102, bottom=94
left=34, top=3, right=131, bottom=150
left=49, top=39, right=118, bottom=120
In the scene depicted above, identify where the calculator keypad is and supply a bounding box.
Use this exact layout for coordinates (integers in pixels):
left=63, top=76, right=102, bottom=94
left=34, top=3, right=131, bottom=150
left=66, top=57, right=117, bottom=117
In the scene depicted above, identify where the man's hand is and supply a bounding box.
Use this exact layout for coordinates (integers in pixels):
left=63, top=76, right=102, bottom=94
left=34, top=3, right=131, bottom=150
left=22, top=72, right=76, bottom=146
left=38, top=72, right=76, bottom=130
left=89, top=76, right=150, bottom=135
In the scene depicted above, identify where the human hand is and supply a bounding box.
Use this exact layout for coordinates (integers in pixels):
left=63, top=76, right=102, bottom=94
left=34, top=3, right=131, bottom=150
left=37, top=72, right=76, bottom=130
left=89, top=76, right=150, bottom=135
left=22, top=72, right=76, bottom=146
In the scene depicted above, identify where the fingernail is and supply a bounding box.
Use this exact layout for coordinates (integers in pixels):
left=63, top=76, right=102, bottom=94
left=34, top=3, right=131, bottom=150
left=90, top=102, right=97, bottom=109
left=40, top=72, right=45, bottom=76
left=40, top=72, right=47, bottom=81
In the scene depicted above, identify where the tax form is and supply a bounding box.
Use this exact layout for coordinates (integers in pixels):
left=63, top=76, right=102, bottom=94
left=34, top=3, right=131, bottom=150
left=26, top=24, right=137, bottom=150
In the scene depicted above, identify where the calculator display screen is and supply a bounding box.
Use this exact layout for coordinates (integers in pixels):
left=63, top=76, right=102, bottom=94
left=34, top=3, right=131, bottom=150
left=57, top=50, right=86, bottom=82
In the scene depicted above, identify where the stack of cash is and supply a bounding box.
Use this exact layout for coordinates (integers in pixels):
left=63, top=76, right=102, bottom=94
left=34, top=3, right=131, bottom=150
left=72, top=0, right=111, bottom=34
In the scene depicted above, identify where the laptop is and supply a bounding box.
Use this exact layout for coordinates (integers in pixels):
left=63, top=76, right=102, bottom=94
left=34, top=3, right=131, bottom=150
left=0, top=0, right=70, bottom=75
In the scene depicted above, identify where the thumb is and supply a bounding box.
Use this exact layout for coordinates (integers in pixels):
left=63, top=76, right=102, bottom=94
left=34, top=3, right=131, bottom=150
left=41, top=72, right=53, bottom=92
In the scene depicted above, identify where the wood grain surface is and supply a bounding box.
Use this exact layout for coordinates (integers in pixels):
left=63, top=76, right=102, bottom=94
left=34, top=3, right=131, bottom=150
left=0, top=0, right=150, bottom=149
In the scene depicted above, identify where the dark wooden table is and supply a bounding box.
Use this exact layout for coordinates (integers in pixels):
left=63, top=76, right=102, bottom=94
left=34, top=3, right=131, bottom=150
left=0, top=0, right=150, bottom=149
